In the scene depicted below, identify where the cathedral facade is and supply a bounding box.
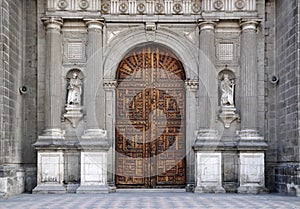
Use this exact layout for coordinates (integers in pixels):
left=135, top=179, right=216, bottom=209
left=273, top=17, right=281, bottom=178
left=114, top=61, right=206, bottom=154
left=0, top=0, right=299, bottom=196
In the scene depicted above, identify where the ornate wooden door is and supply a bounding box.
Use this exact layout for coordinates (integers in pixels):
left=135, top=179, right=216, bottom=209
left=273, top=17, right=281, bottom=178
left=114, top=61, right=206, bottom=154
left=116, top=45, right=186, bottom=188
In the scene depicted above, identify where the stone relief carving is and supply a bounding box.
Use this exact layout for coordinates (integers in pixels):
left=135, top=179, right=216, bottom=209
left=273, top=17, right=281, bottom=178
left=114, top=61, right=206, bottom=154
left=235, top=0, right=246, bottom=9
left=78, top=0, right=89, bottom=9
left=47, top=0, right=256, bottom=14
left=57, top=0, right=68, bottom=9
left=213, top=0, right=224, bottom=10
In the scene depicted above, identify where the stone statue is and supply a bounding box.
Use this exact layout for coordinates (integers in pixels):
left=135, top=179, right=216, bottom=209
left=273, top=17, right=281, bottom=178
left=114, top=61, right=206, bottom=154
left=67, top=73, right=82, bottom=106
left=220, top=74, right=234, bottom=106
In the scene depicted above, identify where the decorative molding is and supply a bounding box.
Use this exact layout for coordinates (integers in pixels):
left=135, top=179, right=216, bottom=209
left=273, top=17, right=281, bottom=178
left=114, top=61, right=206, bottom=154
left=103, top=80, right=118, bottom=89
left=185, top=79, right=199, bottom=90
left=47, top=0, right=256, bottom=15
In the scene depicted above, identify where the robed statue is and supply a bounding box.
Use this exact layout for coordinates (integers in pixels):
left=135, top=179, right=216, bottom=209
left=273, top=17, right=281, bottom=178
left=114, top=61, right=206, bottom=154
left=67, top=73, right=82, bottom=106
left=220, top=74, right=234, bottom=106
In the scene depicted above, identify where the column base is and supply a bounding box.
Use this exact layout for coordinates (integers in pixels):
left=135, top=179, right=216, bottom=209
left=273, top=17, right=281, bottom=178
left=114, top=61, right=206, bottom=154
left=80, top=129, right=109, bottom=150
left=193, top=129, right=220, bottom=151
left=76, top=185, right=109, bottom=194
left=32, top=183, right=66, bottom=194
left=34, top=129, right=65, bottom=147
left=237, top=185, right=268, bottom=194
left=194, top=185, right=225, bottom=193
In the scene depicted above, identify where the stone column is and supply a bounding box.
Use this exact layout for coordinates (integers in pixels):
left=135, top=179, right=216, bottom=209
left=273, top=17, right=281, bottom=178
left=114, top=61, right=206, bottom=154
left=38, top=17, right=64, bottom=141
left=237, top=20, right=267, bottom=194
left=77, top=18, right=110, bottom=194
left=80, top=18, right=108, bottom=143
left=33, top=17, right=66, bottom=194
left=193, top=20, right=224, bottom=193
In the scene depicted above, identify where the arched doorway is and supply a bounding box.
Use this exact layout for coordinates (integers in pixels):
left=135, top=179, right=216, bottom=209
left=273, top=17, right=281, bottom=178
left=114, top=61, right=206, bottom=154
left=115, top=44, right=186, bottom=188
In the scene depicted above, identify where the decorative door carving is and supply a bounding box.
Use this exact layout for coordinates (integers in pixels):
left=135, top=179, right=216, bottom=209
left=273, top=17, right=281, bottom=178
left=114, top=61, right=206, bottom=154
left=116, top=45, right=186, bottom=188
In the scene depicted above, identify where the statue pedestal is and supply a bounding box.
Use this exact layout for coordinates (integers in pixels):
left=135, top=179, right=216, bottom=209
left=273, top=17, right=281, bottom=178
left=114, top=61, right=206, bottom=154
left=64, top=105, right=83, bottom=128
left=219, top=105, right=239, bottom=128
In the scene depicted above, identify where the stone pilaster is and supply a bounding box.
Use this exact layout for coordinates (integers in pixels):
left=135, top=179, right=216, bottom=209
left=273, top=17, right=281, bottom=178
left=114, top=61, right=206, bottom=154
left=33, top=17, right=66, bottom=194
left=35, top=17, right=64, bottom=144
left=237, top=20, right=268, bottom=194
left=194, top=20, right=224, bottom=193
left=77, top=18, right=109, bottom=194
left=80, top=18, right=108, bottom=145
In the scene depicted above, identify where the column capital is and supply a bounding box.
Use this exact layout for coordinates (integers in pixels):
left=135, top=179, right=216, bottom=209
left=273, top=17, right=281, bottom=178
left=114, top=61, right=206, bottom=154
left=41, top=17, right=63, bottom=31
left=197, top=20, right=217, bottom=31
left=240, top=20, right=259, bottom=32
left=84, top=18, right=105, bottom=31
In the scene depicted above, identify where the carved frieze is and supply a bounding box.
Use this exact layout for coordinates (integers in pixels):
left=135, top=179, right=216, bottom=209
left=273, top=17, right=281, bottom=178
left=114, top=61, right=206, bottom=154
left=47, top=0, right=256, bottom=15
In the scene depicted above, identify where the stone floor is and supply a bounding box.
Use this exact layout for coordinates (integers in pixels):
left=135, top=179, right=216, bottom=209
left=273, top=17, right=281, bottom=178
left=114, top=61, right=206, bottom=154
left=1, top=192, right=300, bottom=209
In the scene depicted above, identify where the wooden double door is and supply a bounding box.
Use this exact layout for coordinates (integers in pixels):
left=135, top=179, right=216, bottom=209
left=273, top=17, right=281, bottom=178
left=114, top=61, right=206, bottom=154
left=115, top=45, right=186, bottom=188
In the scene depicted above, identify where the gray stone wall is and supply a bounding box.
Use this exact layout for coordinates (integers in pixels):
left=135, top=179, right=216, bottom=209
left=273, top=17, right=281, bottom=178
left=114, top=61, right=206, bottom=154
left=270, top=0, right=300, bottom=194
left=0, top=0, right=38, bottom=196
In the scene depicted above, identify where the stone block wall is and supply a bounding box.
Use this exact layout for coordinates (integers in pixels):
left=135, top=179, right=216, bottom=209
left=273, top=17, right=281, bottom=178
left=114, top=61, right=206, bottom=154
left=0, top=0, right=38, bottom=196
left=269, top=0, right=300, bottom=195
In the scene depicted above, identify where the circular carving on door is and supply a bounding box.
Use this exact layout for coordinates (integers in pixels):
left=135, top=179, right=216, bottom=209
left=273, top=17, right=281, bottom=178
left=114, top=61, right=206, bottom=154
left=78, top=0, right=89, bottom=9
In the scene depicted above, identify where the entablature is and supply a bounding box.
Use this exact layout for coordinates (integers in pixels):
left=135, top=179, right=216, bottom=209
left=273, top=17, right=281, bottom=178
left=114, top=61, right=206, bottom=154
left=46, top=0, right=258, bottom=20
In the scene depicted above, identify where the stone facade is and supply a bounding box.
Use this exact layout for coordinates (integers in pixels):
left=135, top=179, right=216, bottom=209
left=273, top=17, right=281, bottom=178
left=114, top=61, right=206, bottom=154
left=0, top=0, right=299, bottom=197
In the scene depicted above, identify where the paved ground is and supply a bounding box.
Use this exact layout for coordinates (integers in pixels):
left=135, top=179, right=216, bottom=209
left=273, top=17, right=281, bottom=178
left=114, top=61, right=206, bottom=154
left=1, top=192, right=300, bottom=209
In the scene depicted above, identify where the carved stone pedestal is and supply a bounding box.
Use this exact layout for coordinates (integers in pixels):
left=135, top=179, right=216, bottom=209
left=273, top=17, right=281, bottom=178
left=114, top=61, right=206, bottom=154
left=32, top=150, right=66, bottom=194
left=237, top=130, right=268, bottom=194
left=193, top=130, right=225, bottom=193
left=194, top=152, right=225, bottom=193
left=219, top=105, right=239, bottom=128
left=64, top=105, right=83, bottom=128
left=76, top=129, right=110, bottom=194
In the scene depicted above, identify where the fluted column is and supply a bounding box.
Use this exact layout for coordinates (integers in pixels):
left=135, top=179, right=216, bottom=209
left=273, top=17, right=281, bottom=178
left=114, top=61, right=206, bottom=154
left=81, top=18, right=108, bottom=146
left=37, top=17, right=64, bottom=141
left=32, top=17, right=66, bottom=194
left=237, top=20, right=267, bottom=194
left=198, top=21, right=217, bottom=130
left=194, top=20, right=224, bottom=193
left=240, top=21, right=258, bottom=131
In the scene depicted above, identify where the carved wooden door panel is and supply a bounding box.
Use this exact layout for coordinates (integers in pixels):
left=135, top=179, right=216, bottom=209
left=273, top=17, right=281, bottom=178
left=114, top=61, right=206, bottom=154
left=116, top=46, right=186, bottom=188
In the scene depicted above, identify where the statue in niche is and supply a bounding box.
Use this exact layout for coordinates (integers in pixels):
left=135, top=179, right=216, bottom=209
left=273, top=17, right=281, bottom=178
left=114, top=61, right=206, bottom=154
left=220, top=74, right=234, bottom=106
left=67, top=73, right=82, bottom=106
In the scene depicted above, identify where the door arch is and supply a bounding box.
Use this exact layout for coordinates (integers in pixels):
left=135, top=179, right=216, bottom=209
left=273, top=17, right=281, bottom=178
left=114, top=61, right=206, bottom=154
left=115, top=44, right=186, bottom=188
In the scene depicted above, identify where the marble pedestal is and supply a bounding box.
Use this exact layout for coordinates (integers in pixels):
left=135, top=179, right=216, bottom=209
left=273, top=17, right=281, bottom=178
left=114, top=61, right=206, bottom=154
left=76, top=129, right=110, bottom=194
left=32, top=151, right=66, bottom=194
left=193, top=130, right=225, bottom=193
left=237, top=130, right=268, bottom=194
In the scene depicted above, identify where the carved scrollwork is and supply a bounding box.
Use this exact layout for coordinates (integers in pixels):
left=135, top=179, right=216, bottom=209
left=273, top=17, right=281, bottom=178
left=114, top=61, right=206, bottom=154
left=137, top=3, right=146, bottom=14
left=119, top=2, right=128, bottom=13
left=192, top=3, right=201, bottom=13
left=235, top=0, right=245, bottom=9
left=155, top=3, right=164, bottom=14
left=101, top=2, right=110, bottom=13
left=213, top=0, right=224, bottom=10
left=57, top=0, right=68, bottom=10
left=78, top=0, right=89, bottom=9
left=173, top=3, right=182, bottom=14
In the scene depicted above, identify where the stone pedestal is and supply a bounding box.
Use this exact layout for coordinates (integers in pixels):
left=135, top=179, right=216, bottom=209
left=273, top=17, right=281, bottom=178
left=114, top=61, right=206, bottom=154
left=237, top=152, right=266, bottom=194
left=194, top=152, right=225, bottom=193
left=193, top=130, right=225, bottom=193
left=64, top=105, right=83, bottom=128
left=219, top=105, right=239, bottom=128
left=32, top=151, right=66, bottom=194
left=76, top=129, right=110, bottom=193
left=237, top=130, right=268, bottom=194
